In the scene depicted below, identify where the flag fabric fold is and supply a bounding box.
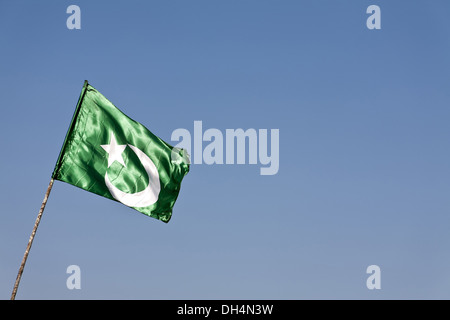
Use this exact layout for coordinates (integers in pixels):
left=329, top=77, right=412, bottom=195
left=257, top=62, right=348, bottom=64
left=52, top=81, right=190, bottom=223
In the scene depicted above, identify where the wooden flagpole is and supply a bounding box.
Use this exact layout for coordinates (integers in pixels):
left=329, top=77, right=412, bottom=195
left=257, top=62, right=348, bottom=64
left=10, top=178, right=55, bottom=300
left=10, top=81, right=88, bottom=300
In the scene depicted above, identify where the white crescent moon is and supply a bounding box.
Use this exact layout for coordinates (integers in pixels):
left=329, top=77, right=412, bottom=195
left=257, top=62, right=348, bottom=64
left=105, top=144, right=161, bottom=207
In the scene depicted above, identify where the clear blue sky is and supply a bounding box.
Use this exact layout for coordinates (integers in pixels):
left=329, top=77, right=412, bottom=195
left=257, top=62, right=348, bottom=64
left=1, top=1, right=450, bottom=299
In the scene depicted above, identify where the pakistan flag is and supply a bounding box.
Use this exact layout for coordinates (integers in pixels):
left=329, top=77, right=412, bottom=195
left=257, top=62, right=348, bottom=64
left=52, top=81, right=190, bottom=223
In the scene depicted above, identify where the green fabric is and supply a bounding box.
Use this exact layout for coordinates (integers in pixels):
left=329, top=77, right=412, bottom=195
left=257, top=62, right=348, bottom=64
left=52, top=82, right=190, bottom=223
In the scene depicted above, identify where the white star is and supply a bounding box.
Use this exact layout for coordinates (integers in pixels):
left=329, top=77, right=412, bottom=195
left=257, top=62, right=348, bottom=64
left=101, top=133, right=127, bottom=168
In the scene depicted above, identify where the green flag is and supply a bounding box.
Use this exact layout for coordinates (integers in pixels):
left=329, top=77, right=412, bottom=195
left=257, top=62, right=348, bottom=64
left=52, top=81, right=190, bottom=223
